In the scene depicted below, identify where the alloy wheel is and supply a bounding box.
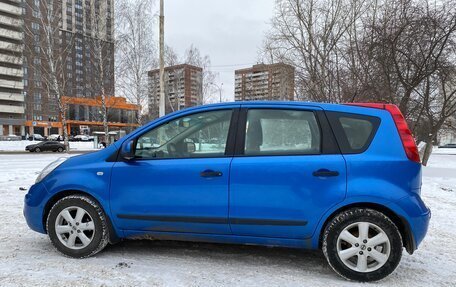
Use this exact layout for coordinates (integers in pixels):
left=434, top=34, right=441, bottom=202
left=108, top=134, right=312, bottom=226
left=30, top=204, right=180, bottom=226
left=336, top=222, right=391, bottom=273
left=54, top=206, right=95, bottom=250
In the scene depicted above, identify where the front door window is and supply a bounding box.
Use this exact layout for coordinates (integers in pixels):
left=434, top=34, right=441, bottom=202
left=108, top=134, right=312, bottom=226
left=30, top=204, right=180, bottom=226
left=135, top=109, right=233, bottom=159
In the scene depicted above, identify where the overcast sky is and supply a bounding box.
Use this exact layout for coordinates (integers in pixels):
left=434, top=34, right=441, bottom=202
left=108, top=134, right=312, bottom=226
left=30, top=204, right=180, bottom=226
left=154, top=0, right=275, bottom=102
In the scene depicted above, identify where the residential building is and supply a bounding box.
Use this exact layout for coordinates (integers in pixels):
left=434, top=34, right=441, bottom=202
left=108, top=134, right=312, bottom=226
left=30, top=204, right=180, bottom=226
left=23, top=0, right=115, bottom=136
left=148, top=64, right=203, bottom=119
left=234, top=63, right=295, bottom=101
left=0, top=0, right=24, bottom=136
left=63, top=96, right=139, bottom=135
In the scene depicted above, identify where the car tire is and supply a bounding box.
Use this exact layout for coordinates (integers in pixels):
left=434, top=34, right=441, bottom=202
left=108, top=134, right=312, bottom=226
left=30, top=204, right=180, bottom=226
left=46, top=195, right=109, bottom=258
left=57, top=147, right=64, bottom=152
left=35, top=147, right=41, bottom=152
left=322, top=208, right=402, bottom=282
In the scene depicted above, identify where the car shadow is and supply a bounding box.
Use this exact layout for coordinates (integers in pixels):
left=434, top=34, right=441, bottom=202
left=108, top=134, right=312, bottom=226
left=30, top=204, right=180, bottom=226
left=103, top=239, right=329, bottom=272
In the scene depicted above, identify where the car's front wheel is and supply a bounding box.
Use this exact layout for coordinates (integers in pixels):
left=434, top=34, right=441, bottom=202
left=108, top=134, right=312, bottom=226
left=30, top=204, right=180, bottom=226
left=322, top=208, right=402, bottom=282
left=46, top=195, right=109, bottom=258
left=34, top=147, right=41, bottom=152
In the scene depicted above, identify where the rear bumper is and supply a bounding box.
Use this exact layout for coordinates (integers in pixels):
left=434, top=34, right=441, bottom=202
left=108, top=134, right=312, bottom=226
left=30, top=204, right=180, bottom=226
left=396, top=194, right=431, bottom=253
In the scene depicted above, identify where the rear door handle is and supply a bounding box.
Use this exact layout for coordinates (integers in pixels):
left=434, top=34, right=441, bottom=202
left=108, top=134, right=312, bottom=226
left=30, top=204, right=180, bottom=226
left=200, top=170, right=223, bottom=177
left=312, top=169, right=340, bottom=177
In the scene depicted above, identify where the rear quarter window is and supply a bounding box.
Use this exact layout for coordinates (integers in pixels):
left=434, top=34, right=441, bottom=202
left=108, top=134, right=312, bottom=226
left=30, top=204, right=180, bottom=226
left=327, top=112, right=380, bottom=154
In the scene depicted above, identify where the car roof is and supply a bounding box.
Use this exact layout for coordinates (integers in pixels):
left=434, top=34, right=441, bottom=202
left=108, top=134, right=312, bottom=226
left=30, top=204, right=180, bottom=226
left=188, top=101, right=336, bottom=109
left=173, top=101, right=388, bottom=116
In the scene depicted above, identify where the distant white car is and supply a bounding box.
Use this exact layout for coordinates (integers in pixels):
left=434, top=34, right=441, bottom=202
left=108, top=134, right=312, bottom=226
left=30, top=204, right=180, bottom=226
left=28, top=134, right=44, bottom=141
left=47, top=134, right=62, bottom=141
left=74, top=135, right=89, bottom=141
left=4, top=134, right=21, bottom=141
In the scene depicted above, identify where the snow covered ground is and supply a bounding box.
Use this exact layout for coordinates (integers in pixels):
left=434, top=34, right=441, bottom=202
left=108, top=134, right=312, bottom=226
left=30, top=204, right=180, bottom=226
left=433, top=147, right=456, bottom=155
left=0, top=153, right=455, bottom=286
left=0, top=140, right=97, bottom=152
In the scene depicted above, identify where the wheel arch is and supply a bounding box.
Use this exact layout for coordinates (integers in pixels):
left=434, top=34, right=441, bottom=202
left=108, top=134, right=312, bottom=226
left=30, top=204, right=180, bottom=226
left=43, top=190, right=120, bottom=244
left=318, top=202, right=415, bottom=254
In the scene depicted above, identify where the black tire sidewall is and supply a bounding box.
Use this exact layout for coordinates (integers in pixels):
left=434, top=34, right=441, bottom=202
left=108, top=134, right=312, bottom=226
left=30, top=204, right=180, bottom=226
left=323, top=209, right=403, bottom=282
left=35, top=148, right=41, bottom=152
left=47, top=197, right=105, bottom=258
left=58, top=147, right=63, bottom=152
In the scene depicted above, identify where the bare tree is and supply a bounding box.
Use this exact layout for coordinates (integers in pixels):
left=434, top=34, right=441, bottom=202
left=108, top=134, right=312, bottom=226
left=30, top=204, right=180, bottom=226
left=183, top=44, right=218, bottom=104
left=349, top=0, right=456, bottom=164
left=165, top=45, right=179, bottom=66
left=115, top=0, right=156, bottom=125
left=365, top=0, right=456, bottom=117
left=261, top=0, right=366, bottom=102
left=415, top=62, right=456, bottom=165
left=261, top=0, right=456, bottom=164
left=87, top=0, right=115, bottom=144
left=24, top=0, right=72, bottom=151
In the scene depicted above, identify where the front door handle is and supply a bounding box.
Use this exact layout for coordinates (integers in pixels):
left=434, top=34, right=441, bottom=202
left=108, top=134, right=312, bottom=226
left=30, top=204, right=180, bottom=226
left=200, top=170, right=223, bottom=177
left=313, top=169, right=340, bottom=177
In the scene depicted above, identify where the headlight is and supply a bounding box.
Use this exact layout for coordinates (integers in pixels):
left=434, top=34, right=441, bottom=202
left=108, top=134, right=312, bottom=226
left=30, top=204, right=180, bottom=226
left=36, top=157, right=68, bottom=183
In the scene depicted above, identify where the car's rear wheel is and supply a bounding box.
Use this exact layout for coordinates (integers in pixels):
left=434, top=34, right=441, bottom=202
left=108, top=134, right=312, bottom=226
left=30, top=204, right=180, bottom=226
left=57, top=147, right=63, bottom=152
left=35, top=147, right=41, bottom=152
left=322, top=208, right=402, bottom=282
left=46, top=195, right=109, bottom=258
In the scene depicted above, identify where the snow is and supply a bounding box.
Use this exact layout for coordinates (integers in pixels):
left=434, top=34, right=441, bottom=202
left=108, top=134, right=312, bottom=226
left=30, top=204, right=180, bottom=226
left=433, top=147, right=456, bottom=155
left=0, top=141, right=97, bottom=152
left=0, top=153, right=455, bottom=286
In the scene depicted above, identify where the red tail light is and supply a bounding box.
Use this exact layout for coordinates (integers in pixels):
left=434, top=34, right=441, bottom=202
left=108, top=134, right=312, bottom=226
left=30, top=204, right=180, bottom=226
left=345, top=103, right=420, bottom=163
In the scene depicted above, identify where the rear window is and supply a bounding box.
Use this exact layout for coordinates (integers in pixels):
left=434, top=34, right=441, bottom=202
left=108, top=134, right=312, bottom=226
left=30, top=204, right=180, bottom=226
left=327, top=112, right=380, bottom=154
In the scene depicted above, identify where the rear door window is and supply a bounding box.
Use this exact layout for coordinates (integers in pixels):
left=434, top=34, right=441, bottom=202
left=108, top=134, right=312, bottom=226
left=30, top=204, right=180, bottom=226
left=327, top=112, right=380, bottom=154
left=243, top=109, right=321, bottom=156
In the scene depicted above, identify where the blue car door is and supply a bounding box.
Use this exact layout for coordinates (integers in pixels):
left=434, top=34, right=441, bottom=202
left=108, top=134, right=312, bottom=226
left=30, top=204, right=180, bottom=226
left=110, top=107, right=239, bottom=235
left=229, top=105, right=347, bottom=239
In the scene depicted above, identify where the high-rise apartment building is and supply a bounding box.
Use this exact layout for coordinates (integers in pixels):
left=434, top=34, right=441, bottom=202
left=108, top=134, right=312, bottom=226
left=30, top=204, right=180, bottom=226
left=0, top=0, right=24, bottom=136
left=234, top=63, right=295, bottom=101
left=23, top=0, right=115, bottom=136
left=148, top=64, right=203, bottom=119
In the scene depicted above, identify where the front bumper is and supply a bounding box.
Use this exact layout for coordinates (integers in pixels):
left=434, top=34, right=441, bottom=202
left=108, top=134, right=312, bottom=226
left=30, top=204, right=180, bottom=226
left=23, top=182, right=49, bottom=234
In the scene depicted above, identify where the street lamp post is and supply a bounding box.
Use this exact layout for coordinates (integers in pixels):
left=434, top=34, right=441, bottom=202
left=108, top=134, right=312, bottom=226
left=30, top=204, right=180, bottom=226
left=210, top=82, right=223, bottom=103
left=158, top=0, right=165, bottom=117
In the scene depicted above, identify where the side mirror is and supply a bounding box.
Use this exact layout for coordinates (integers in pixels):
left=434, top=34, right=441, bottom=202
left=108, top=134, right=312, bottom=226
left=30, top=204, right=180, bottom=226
left=186, top=142, right=196, bottom=153
left=122, top=140, right=135, bottom=161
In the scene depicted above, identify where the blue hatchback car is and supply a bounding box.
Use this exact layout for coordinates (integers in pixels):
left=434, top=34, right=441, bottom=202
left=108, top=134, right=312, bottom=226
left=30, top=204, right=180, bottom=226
left=24, top=102, right=430, bottom=281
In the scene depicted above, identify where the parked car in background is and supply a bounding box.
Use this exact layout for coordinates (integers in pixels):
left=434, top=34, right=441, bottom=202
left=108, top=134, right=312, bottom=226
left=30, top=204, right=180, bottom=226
left=72, top=135, right=89, bottom=142
left=0, top=134, right=21, bottom=141
left=438, top=143, right=456, bottom=148
left=25, top=141, right=65, bottom=152
left=48, top=134, right=63, bottom=141
left=28, top=134, right=45, bottom=141
left=24, top=102, right=430, bottom=282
